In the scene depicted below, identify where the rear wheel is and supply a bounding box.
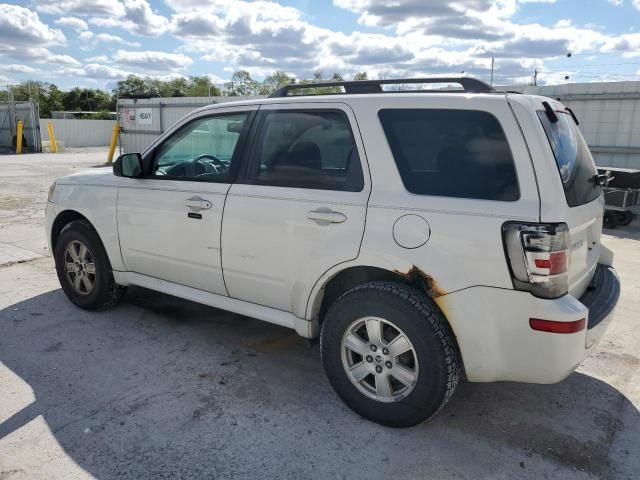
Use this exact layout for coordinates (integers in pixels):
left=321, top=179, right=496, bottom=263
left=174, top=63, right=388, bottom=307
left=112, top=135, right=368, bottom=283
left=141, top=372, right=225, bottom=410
left=616, top=210, right=633, bottom=226
left=320, top=281, right=460, bottom=427
left=54, top=220, right=126, bottom=310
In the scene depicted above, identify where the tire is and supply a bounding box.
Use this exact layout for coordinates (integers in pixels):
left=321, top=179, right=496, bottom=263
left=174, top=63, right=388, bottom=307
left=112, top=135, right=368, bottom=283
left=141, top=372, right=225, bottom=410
left=320, top=281, right=460, bottom=427
left=616, top=211, right=633, bottom=226
left=603, top=211, right=617, bottom=229
left=54, top=220, right=126, bottom=310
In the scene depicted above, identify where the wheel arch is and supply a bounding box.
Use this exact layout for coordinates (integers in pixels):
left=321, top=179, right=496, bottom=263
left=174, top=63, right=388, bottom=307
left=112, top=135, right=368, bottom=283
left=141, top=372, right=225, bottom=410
left=308, top=261, right=449, bottom=326
left=50, top=209, right=125, bottom=272
left=51, top=210, right=94, bottom=250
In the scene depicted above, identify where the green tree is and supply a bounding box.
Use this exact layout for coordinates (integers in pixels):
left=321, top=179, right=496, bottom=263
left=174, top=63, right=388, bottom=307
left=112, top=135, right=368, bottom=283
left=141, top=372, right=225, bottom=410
left=296, top=71, right=345, bottom=95
left=114, top=75, right=159, bottom=98
left=258, top=71, right=295, bottom=95
left=39, top=84, right=65, bottom=117
left=188, top=76, right=221, bottom=96
left=223, top=71, right=259, bottom=96
left=353, top=72, right=368, bottom=81
left=61, top=87, right=113, bottom=112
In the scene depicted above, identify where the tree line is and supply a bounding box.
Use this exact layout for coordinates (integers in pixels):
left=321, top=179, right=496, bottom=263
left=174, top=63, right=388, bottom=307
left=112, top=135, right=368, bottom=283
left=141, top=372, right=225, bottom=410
left=0, top=70, right=368, bottom=118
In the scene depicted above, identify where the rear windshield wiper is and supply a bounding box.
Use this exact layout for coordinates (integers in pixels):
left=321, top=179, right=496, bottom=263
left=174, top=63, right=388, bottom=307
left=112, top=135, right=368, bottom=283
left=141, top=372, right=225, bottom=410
left=566, top=107, right=580, bottom=125
left=542, top=101, right=558, bottom=123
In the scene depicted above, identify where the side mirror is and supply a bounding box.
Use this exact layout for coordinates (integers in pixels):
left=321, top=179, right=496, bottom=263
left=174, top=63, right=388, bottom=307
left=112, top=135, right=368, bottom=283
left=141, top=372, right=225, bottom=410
left=114, top=153, right=143, bottom=178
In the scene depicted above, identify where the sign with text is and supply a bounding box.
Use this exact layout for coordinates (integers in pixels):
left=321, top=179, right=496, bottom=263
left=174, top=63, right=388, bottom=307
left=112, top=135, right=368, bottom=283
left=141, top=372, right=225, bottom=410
left=137, top=108, right=153, bottom=125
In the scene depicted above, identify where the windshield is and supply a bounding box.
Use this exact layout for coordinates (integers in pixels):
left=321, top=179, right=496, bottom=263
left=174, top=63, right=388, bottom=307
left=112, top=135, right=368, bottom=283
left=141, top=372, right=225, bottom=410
left=537, top=111, right=601, bottom=207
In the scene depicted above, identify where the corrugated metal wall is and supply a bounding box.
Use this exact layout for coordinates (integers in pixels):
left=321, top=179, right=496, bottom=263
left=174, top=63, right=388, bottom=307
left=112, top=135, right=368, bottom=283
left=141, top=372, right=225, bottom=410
left=117, top=96, right=262, bottom=154
left=509, top=81, right=640, bottom=169
left=39, top=119, right=114, bottom=148
left=0, top=101, right=41, bottom=153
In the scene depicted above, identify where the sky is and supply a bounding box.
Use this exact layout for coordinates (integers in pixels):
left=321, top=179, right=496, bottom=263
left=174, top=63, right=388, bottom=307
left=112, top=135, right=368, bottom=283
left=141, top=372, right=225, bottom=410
left=1, top=0, right=640, bottom=91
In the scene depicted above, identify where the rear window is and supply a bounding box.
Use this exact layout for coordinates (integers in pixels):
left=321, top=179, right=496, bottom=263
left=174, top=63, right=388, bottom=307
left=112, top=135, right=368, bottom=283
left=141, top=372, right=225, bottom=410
left=537, top=111, right=601, bottom=207
left=379, top=109, right=519, bottom=201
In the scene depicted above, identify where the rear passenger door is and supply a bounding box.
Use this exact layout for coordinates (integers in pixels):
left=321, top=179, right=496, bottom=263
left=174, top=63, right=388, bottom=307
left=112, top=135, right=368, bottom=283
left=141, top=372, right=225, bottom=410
left=221, top=103, right=370, bottom=316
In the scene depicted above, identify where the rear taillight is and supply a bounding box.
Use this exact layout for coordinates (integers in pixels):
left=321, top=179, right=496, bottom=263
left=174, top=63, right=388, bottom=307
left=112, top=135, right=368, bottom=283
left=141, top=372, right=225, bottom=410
left=502, top=222, right=570, bottom=299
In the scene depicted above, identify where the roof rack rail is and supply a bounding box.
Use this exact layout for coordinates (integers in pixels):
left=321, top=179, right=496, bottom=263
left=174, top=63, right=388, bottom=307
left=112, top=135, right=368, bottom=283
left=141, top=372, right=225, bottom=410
left=269, top=77, right=494, bottom=98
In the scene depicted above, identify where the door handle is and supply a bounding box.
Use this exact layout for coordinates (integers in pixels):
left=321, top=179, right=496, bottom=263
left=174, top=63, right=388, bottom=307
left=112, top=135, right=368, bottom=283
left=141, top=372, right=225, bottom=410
left=185, top=196, right=212, bottom=211
left=306, top=208, right=347, bottom=225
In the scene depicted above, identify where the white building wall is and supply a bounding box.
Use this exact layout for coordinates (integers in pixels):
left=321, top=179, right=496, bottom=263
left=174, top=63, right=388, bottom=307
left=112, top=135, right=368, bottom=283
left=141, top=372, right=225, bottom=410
left=508, top=81, right=640, bottom=169
left=39, top=119, right=115, bottom=148
left=117, top=96, right=263, bottom=154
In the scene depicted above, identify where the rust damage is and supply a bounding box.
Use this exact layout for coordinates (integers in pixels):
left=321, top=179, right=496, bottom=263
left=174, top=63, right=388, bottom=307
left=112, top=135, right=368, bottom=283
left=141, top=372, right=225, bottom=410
left=394, top=265, right=446, bottom=298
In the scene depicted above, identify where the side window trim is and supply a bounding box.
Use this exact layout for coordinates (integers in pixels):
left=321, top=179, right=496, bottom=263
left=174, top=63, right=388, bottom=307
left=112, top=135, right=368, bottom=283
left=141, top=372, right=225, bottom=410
left=237, top=107, right=365, bottom=192
left=140, top=109, right=257, bottom=183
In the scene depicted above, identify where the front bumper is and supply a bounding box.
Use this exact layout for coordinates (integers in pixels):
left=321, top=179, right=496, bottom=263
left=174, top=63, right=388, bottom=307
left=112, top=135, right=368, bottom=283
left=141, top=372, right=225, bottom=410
left=438, top=264, right=620, bottom=383
left=45, top=201, right=56, bottom=254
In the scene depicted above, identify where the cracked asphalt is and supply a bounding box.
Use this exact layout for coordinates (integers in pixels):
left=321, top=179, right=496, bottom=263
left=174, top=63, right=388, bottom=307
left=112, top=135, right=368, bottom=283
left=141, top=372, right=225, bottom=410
left=1, top=149, right=639, bottom=479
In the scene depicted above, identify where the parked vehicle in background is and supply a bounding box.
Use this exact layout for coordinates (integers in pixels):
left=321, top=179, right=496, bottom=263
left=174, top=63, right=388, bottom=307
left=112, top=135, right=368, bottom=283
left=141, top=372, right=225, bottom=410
left=46, top=77, right=620, bottom=427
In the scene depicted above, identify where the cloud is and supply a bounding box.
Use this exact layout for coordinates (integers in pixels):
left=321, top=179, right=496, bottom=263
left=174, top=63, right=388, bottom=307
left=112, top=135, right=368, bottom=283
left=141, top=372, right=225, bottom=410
left=170, top=12, right=225, bottom=37
left=0, top=45, right=81, bottom=66
left=83, top=63, right=129, bottom=79
left=85, top=55, right=110, bottom=63
left=94, top=32, right=141, bottom=47
left=55, top=17, right=89, bottom=32
left=0, top=63, right=38, bottom=73
left=333, top=0, right=505, bottom=28
left=475, top=37, right=570, bottom=58
left=34, top=0, right=125, bottom=17
left=0, top=4, right=66, bottom=45
left=90, top=0, right=170, bottom=37
left=113, top=49, right=193, bottom=71
left=601, top=32, right=640, bottom=54
left=5, top=0, right=638, bottom=87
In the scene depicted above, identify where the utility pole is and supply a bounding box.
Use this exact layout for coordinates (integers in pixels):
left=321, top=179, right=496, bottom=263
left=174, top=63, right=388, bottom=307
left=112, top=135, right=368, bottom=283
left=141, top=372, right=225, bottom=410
left=533, top=68, right=538, bottom=86
left=490, top=57, right=494, bottom=86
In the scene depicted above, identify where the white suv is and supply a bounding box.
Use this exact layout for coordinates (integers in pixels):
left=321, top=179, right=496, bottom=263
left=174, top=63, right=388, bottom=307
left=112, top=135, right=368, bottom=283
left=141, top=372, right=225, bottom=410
left=45, top=78, right=620, bottom=427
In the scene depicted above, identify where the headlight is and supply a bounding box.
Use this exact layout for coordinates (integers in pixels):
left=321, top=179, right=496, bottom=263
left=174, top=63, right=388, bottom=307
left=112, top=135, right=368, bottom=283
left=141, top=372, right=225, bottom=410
left=47, top=182, right=56, bottom=202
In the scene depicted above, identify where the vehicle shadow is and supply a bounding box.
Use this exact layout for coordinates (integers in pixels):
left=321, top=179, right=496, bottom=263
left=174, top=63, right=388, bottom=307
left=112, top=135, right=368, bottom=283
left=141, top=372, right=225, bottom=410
left=603, top=218, right=640, bottom=241
left=1, top=287, right=637, bottom=479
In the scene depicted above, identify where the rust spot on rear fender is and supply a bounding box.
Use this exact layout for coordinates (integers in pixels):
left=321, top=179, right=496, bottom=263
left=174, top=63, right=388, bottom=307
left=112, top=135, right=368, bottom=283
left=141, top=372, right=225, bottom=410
left=394, top=265, right=446, bottom=298
left=395, top=266, right=451, bottom=323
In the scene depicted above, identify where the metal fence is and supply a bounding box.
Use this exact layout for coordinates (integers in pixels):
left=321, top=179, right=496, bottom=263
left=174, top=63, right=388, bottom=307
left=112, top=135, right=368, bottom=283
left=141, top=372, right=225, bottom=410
left=0, top=101, right=41, bottom=153
left=117, top=96, right=262, bottom=154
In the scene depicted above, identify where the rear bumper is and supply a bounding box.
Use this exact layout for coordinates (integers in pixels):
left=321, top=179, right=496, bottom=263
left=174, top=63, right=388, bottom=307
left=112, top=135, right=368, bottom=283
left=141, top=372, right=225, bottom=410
left=439, top=264, right=620, bottom=383
left=580, top=265, right=620, bottom=349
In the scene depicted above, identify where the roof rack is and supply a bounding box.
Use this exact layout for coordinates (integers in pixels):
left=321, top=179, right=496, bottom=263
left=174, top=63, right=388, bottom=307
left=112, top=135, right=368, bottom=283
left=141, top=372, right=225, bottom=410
left=269, top=77, right=494, bottom=98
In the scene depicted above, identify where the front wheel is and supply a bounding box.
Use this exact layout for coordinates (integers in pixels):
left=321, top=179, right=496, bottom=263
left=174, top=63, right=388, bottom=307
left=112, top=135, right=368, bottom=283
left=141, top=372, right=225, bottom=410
left=54, top=220, right=126, bottom=310
left=320, top=282, right=460, bottom=427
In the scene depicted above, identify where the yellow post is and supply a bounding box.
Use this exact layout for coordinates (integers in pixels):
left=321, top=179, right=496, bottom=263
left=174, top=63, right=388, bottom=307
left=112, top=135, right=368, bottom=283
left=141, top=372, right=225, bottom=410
left=47, top=121, right=58, bottom=153
left=15, top=120, right=23, bottom=154
left=107, top=122, right=120, bottom=164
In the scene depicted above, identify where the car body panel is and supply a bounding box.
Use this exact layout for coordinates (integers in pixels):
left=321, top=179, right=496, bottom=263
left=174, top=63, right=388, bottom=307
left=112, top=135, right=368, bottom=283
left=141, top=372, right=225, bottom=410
left=221, top=102, right=371, bottom=317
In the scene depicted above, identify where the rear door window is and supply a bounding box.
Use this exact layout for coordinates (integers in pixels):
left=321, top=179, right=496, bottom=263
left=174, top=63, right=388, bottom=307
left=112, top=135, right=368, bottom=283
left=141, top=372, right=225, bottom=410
left=537, top=111, right=601, bottom=207
left=379, top=109, right=519, bottom=201
left=246, top=110, right=364, bottom=192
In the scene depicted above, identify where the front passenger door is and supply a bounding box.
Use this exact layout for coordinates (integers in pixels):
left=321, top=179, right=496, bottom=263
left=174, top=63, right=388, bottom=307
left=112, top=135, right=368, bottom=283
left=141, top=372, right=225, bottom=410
left=117, top=107, right=256, bottom=294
